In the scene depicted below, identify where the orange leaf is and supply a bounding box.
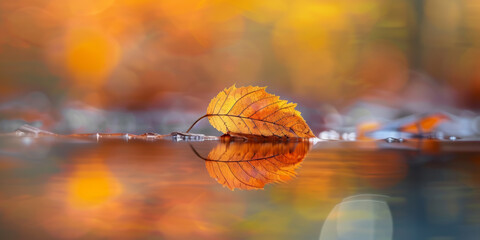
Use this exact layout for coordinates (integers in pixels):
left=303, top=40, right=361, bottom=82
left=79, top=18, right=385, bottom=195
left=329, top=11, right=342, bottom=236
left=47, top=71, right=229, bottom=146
left=193, top=141, right=310, bottom=190
left=202, top=85, right=315, bottom=138
left=400, top=113, right=450, bottom=134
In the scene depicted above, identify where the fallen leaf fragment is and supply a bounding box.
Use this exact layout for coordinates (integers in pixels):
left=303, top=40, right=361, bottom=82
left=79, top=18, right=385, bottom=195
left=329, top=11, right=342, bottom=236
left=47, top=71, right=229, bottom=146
left=400, top=113, right=450, bottom=134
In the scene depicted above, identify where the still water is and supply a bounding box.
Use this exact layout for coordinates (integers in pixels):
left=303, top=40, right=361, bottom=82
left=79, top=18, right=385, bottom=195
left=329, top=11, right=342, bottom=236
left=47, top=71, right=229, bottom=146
left=0, top=136, right=479, bottom=240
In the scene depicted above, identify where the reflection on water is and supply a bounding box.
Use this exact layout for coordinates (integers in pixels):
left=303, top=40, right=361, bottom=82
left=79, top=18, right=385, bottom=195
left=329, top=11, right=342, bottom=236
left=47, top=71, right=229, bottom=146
left=191, top=141, right=310, bottom=190
left=67, top=156, right=123, bottom=207
left=0, top=137, right=480, bottom=239
left=320, top=194, right=392, bottom=240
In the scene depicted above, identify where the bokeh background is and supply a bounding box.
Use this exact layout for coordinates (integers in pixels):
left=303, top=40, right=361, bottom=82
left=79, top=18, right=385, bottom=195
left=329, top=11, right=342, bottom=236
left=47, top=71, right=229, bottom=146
left=1, top=0, right=480, bottom=134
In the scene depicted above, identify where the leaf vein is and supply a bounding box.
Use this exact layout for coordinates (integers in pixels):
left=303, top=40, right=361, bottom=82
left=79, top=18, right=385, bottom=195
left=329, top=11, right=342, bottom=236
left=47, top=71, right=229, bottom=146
left=225, top=88, right=264, bottom=114
left=238, top=95, right=278, bottom=116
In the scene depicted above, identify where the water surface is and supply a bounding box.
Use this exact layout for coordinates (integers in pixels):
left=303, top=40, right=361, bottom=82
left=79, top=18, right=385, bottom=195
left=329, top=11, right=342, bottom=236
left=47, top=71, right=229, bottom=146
left=0, top=136, right=479, bottom=239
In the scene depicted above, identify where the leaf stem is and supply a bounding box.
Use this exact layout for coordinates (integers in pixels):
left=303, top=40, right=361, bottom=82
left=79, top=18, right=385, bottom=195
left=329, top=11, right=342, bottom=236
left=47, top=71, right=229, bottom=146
left=189, top=144, right=208, bottom=160
left=186, top=114, right=209, bottom=133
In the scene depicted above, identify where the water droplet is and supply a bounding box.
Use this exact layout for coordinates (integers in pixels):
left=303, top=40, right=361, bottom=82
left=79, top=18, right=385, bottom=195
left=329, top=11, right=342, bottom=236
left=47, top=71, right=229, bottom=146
left=341, top=132, right=356, bottom=141
left=449, top=136, right=458, bottom=141
left=319, top=131, right=329, bottom=140
left=329, top=130, right=339, bottom=140
left=385, top=137, right=404, bottom=143
left=385, top=137, right=395, bottom=143
left=348, top=132, right=356, bottom=141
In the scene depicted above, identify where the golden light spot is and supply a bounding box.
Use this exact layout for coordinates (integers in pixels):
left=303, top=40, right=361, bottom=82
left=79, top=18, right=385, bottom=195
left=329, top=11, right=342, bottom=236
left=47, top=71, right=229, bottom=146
left=67, top=161, right=122, bottom=207
left=65, top=28, right=120, bottom=87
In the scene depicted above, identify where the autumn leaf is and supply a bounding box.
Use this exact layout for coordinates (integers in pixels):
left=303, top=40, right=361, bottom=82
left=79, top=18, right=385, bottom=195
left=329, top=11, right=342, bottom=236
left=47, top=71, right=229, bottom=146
left=187, top=85, right=315, bottom=138
left=191, top=141, right=310, bottom=190
left=400, top=113, right=450, bottom=134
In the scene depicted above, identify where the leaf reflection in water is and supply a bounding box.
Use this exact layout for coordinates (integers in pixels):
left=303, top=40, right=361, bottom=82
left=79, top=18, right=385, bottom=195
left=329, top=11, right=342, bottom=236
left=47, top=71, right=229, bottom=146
left=191, top=141, right=311, bottom=190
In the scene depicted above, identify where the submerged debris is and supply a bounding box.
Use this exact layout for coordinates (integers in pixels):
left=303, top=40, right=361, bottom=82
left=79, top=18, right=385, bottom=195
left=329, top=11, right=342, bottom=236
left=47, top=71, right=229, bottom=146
left=171, top=132, right=218, bottom=141
left=385, top=137, right=405, bottom=143
left=15, top=124, right=56, bottom=137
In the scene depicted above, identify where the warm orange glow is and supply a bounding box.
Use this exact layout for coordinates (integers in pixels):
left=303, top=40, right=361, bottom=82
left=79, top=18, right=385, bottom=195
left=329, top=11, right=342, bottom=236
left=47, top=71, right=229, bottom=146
left=67, top=160, right=122, bottom=207
left=235, top=0, right=288, bottom=23
left=282, top=148, right=408, bottom=219
left=0, top=0, right=479, bottom=108
left=357, top=121, right=381, bottom=140
left=358, top=44, right=409, bottom=94
left=272, top=1, right=353, bottom=100
left=290, top=152, right=356, bottom=220
left=161, top=11, right=244, bottom=55
left=65, top=28, right=120, bottom=87
left=158, top=0, right=207, bottom=18
left=2, top=0, right=480, bottom=238
left=6, top=7, right=60, bottom=46
left=68, top=0, right=116, bottom=15
left=401, top=114, right=450, bottom=134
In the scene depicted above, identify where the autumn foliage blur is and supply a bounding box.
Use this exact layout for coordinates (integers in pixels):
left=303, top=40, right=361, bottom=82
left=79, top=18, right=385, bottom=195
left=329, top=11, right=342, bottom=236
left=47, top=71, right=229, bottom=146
left=1, top=0, right=480, bottom=133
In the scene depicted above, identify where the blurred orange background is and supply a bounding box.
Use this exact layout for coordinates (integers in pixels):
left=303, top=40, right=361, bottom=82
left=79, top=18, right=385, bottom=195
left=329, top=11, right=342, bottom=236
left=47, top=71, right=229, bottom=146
left=1, top=0, right=480, bottom=133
